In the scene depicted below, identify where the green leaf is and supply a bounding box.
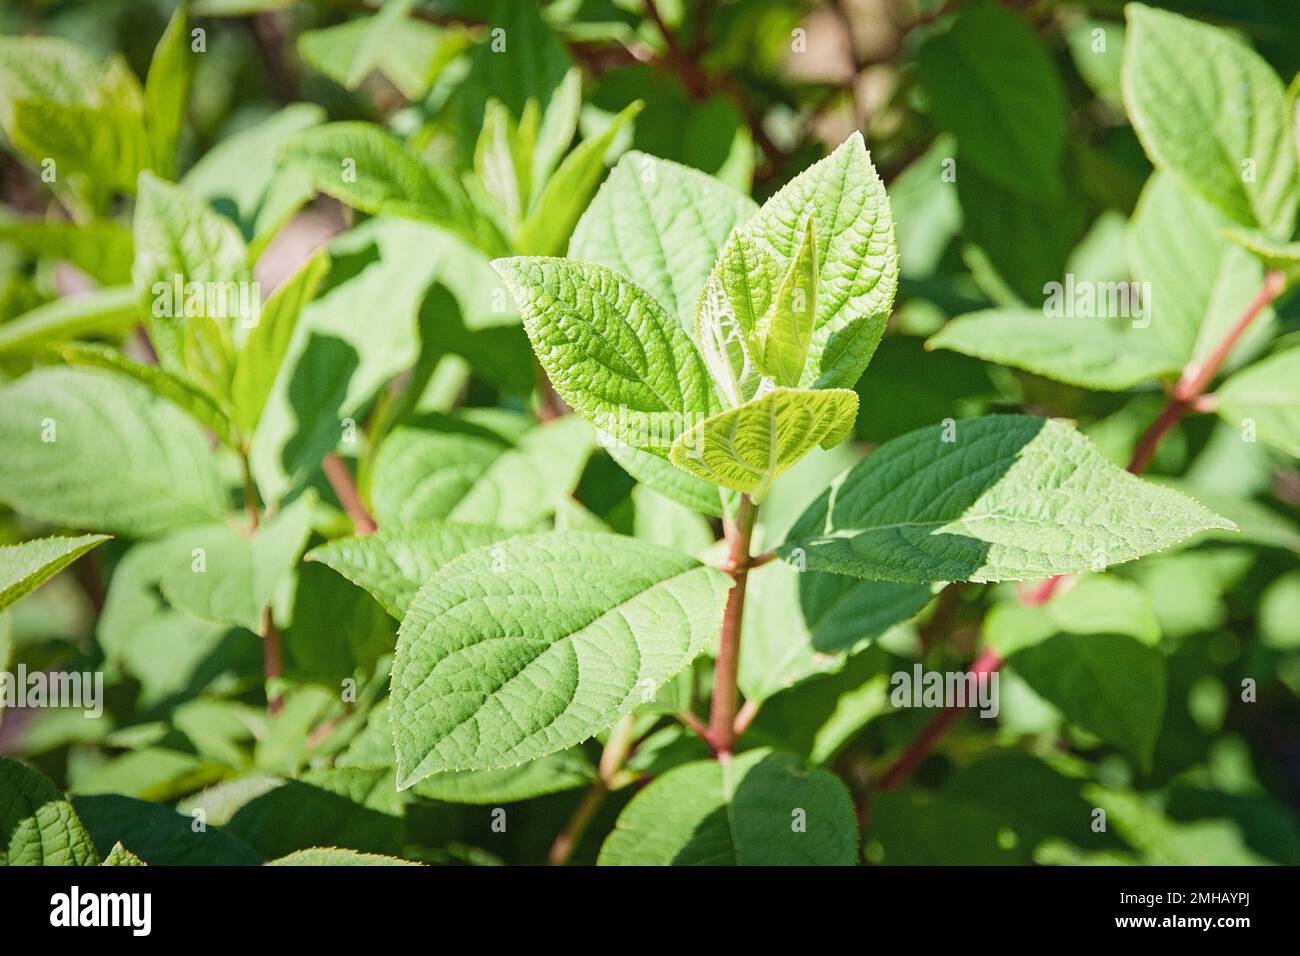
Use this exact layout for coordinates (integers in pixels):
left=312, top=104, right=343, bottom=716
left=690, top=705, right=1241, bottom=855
left=474, top=98, right=537, bottom=225
left=274, top=122, right=507, bottom=256
left=230, top=249, right=329, bottom=437
left=1129, top=171, right=1271, bottom=367
left=8, top=99, right=148, bottom=196
left=413, top=749, right=595, bottom=805
left=101, top=842, right=146, bottom=866
left=265, top=848, right=417, bottom=866
left=493, top=257, right=718, bottom=456
left=133, top=171, right=252, bottom=372
left=182, top=103, right=325, bottom=257
left=0, top=36, right=101, bottom=123
left=0, top=219, right=134, bottom=285
left=926, top=308, right=1180, bottom=391
left=143, top=2, right=193, bottom=180
left=750, top=218, right=818, bottom=387
left=307, top=521, right=514, bottom=618
left=391, top=532, right=729, bottom=783
left=739, top=562, right=930, bottom=702
left=568, top=151, right=757, bottom=329
left=669, top=387, right=859, bottom=498
left=713, top=131, right=897, bottom=390
left=781, top=415, right=1233, bottom=584
left=0, top=366, right=227, bottom=536
left=370, top=412, right=594, bottom=528
left=72, top=793, right=263, bottom=865
left=916, top=0, right=1067, bottom=197
left=59, top=342, right=237, bottom=447
left=514, top=100, right=643, bottom=256
left=0, top=534, right=110, bottom=613
left=1123, top=4, right=1298, bottom=235
left=0, top=757, right=100, bottom=865
left=1215, top=347, right=1300, bottom=457
left=158, top=496, right=313, bottom=632
left=985, top=574, right=1160, bottom=657
left=598, top=749, right=857, bottom=865
left=1222, top=227, right=1300, bottom=282
left=606, top=442, right=724, bottom=517
left=1008, top=633, right=1166, bottom=769
left=0, top=286, right=138, bottom=356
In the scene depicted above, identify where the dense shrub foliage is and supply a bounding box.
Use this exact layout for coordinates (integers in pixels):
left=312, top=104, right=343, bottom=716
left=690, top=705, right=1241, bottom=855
left=0, top=0, right=1298, bottom=867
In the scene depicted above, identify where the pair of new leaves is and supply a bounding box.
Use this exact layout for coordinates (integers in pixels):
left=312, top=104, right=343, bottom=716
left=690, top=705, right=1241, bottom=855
left=494, top=132, right=891, bottom=500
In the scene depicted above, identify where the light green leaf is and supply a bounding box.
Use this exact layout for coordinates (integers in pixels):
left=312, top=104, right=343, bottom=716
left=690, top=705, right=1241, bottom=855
left=133, top=171, right=252, bottom=372
left=916, top=0, right=1067, bottom=197
left=158, top=496, right=313, bottom=632
left=1009, top=633, right=1166, bottom=770
left=274, top=122, right=507, bottom=256
left=606, top=442, right=725, bottom=517
left=740, top=562, right=930, bottom=702
left=669, top=387, right=859, bottom=498
left=231, top=249, right=329, bottom=437
left=926, top=307, right=1180, bottom=391
left=598, top=749, right=857, bottom=865
left=1129, top=171, right=1272, bottom=366
left=493, top=256, right=718, bottom=456
left=182, top=103, right=325, bottom=257
left=370, top=412, right=594, bottom=528
left=101, top=842, right=146, bottom=866
left=307, top=521, right=514, bottom=618
left=0, top=286, right=138, bottom=355
left=8, top=99, right=148, bottom=196
left=0, top=366, right=227, bottom=536
left=143, top=2, right=193, bottom=180
left=750, top=218, right=818, bottom=387
left=0, top=219, right=134, bottom=285
left=59, top=342, right=237, bottom=447
left=781, top=415, right=1233, bottom=584
left=391, top=532, right=730, bottom=783
left=985, top=574, right=1161, bottom=657
left=266, top=848, right=417, bottom=866
left=1215, top=347, right=1300, bottom=457
left=412, top=749, right=595, bottom=805
left=0, top=36, right=101, bottom=124
left=0, top=757, right=100, bottom=865
left=474, top=98, right=538, bottom=225
left=1222, top=227, right=1300, bottom=282
left=569, top=151, right=757, bottom=328
left=714, top=131, right=897, bottom=390
left=514, top=100, right=643, bottom=256
left=1123, top=3, right=1298, bottom=235
left=0, top=534, right=109, bottom=613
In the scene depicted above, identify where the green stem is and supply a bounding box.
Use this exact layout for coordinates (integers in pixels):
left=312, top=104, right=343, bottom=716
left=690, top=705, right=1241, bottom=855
left=548, top=714, right=639, bottom=865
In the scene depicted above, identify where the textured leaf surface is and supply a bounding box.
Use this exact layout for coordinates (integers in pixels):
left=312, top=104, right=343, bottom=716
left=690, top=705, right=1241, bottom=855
left=670, top=387, right=859, bottom=497
left=1215, top=347, right=1300, bottom=457
left=1123, top=4, right=1297, bottom=235
left=927, top=308, right=1179, bottom=391
left=0, top=757, right=100, bottom=866
left=143, top=3, right=193, bottom=179
left=0, top=534, right=109, bottom=613
left=265, top=847, right=417, bottom=866
left=101, top=842, right=146, bottom=866
left=598, top=749, right=857, bottom=865
left=370, top=413, right=594, bottom=528
left=568, top=151, right=757, bottom=327
left=308, top=521, right=514, bottom=618
left=713, top=132, right=896, bottom=390
left=412, top=749, right=595, bottom=805
left=606, top=442, right=724, bottom=516
left=391, top=532, right=730, bottom=783
left=781, top=416, right=1233, bottom=583
left=0, top=367, right=227, bottom=536
left=494, top=257, right=718, bottom=455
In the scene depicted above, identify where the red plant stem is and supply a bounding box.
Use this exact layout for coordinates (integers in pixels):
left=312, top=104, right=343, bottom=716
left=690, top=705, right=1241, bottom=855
left=875, top=269, right=1286, bottom=792
left=876, top=647, right=1002, bottom=792
left=322, top=452, right=377, bottom=535
left=261, top=609, right=283, bottom=716
left=707, top=495, right=757, bottom=757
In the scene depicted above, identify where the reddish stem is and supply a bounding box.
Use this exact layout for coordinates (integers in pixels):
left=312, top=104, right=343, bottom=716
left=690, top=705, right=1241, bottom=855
left=322, top=453, right=377, bottom=535
left=707, top=495, right=757, bottom=757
